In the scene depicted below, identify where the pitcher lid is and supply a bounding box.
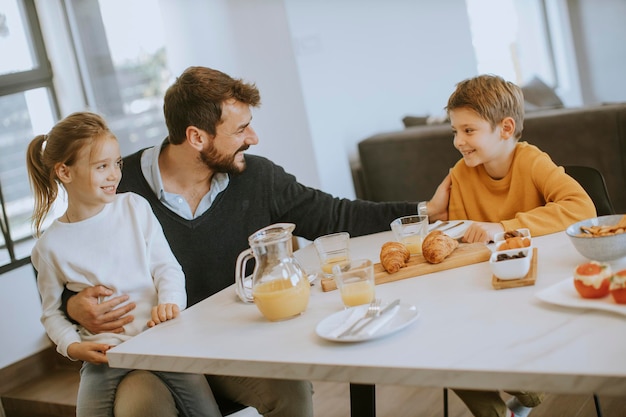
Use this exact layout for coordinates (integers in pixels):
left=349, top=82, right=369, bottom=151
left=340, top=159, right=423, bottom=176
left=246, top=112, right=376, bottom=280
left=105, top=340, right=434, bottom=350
left=248, top=223, right=296, bottom=245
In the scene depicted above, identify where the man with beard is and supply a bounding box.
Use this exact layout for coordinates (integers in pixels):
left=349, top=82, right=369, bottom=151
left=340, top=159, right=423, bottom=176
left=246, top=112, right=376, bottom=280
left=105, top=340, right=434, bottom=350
left=62, top=66, right=418, bottom=417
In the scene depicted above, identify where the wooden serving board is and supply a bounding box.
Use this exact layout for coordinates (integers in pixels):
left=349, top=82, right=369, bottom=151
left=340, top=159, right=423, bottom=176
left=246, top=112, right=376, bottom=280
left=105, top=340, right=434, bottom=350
left=492, top=247, right=538, bottom=290
left=320, top=242, right=491, bottom=292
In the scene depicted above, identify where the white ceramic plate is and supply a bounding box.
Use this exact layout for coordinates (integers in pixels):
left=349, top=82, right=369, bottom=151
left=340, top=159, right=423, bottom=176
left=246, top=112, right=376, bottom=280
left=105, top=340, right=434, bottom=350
left=316, top=303, right=419, bottom=343
left=535, top=278, right=626, bottom=316
left=428, top=220, right=472, bottom=240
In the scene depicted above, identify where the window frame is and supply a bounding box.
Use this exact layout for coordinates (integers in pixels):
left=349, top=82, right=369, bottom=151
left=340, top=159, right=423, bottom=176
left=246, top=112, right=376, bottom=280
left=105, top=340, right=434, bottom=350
left=0, top=1, right=55, bottom=96
left=0, top=0, right=60, bottom=274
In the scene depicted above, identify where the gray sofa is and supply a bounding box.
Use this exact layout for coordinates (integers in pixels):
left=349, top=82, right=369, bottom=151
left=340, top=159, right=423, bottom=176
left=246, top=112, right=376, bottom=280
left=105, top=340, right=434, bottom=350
left=354, top=103, right=626, bottom=213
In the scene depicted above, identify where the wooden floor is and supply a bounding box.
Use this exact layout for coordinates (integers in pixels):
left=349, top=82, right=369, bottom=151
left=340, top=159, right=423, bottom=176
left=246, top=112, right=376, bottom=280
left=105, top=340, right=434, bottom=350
left=3, top=366, right=626, bottom=416
left=311, top=381, right=626, bottom=417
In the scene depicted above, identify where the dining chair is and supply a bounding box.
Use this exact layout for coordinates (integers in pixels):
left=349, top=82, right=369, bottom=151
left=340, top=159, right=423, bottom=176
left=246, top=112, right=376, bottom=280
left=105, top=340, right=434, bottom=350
left=564, top=165, right=615, bottom=216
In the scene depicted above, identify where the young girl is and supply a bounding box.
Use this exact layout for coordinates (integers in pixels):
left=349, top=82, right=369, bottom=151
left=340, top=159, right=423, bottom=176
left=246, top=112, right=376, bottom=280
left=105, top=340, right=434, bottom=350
left=26, top=112, right=222, bottom=417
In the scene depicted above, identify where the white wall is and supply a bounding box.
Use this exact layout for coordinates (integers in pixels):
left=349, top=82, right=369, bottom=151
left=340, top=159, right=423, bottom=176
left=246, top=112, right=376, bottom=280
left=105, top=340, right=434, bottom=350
left=0, top=265, right=50, bottom=369
left=158, top=0, right=321, bottom=190
left=568, top=0, right=626, bottom=104
left=285, top=0, right=475, bottom=199
left=159, top=0, right=476, bottom=200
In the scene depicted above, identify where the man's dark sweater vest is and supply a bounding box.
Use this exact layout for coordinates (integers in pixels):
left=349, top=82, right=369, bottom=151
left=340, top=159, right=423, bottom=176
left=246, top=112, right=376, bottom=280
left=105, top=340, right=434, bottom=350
left=118, top=151, right=272, bottom=305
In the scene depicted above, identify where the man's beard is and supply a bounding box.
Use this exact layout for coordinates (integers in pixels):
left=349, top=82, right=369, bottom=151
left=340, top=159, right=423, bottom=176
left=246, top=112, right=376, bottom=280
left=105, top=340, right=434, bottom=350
left=200, top=142, right=249, bottom=174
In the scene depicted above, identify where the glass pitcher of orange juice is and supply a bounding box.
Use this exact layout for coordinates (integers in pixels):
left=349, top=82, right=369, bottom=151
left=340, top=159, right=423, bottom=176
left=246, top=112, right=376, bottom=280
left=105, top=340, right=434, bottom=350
left=235, top=223, right=310, bottom=321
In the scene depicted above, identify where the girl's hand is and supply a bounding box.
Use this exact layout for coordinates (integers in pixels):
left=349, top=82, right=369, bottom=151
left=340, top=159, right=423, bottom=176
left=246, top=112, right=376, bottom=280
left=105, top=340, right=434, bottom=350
left=462, top=222, right=504, bottom=243
left=148, top=303, right=180, bottom=327
left=67, top=341, right=111, bottom=364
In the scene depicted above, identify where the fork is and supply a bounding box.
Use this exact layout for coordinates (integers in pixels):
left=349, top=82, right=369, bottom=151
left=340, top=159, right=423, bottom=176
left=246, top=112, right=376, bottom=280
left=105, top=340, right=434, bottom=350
left=337, top=298, right=381, bottom=338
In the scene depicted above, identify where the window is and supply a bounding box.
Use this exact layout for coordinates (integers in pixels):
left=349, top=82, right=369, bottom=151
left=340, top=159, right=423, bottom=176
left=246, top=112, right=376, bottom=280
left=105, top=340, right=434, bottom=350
left=465, top=0, right=556, bottom=86
left=65, top=0, right=170, bottom=157
left=0, top=0, right=170, bottom=271
left=0, top=0, right=57, bottom=271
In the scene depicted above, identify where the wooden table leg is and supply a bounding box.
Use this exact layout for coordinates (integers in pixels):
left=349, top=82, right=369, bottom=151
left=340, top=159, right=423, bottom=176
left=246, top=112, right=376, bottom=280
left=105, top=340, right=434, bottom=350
left=350, top=383, right=376, bottom=417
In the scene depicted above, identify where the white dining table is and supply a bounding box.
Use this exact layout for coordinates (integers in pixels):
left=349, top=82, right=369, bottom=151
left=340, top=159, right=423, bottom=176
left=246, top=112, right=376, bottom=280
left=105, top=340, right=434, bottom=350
left=108, top=230, right=626, bottom=416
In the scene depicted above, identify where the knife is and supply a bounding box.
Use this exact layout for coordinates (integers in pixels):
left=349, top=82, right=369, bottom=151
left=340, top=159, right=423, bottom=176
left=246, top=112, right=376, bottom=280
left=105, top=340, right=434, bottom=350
left=343, top=298, right=401, bottom=337
left=439, top=221, right=464, bottom=232
left=429, top=221, right=449, bottom=231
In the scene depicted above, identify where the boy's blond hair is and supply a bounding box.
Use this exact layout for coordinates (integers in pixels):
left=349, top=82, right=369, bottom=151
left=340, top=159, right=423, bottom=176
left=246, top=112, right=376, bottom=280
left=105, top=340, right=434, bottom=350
left=446, top=74, right=525, bottom=140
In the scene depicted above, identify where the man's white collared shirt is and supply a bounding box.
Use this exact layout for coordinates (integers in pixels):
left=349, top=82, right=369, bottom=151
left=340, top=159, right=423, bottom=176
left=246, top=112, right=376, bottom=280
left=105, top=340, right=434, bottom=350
left=139, top=143, right=229, bottom=219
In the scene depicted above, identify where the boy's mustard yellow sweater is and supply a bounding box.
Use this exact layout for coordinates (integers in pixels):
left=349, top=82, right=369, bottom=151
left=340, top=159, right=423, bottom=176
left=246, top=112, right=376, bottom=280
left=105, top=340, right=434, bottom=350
left=448, top=141, right=596, bottom=236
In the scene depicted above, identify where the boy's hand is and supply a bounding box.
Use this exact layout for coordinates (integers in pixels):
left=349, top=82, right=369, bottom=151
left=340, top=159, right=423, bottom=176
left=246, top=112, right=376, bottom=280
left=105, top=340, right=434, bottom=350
left=148, top=303, right=180, bottom=327
left=67, top=341, right=111, bottom=364
left=427, top=172, right=452, bottom=222
left=67, top=285, right=135, bottom=334
left=462, top=222, right=504, bottom=243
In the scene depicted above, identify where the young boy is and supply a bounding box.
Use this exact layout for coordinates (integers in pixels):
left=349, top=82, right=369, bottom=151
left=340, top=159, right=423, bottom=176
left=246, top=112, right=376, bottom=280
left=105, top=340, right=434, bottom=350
left=423, top=74, right=596, bottom=245
left=420, top=75, right=596, bottom=417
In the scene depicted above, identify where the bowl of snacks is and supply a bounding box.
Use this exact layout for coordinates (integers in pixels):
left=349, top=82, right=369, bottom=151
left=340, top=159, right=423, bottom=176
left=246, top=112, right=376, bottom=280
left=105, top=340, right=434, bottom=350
left=566, top=214, right=626, bottom=262
left=489, top=247, right=532, bottom=280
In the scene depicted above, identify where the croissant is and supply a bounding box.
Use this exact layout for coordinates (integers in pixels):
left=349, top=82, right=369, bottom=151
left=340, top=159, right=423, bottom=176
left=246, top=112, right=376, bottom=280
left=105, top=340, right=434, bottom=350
left=380, top=241, right=411, bottom=274
left=422, top=230, right=459, bottom=264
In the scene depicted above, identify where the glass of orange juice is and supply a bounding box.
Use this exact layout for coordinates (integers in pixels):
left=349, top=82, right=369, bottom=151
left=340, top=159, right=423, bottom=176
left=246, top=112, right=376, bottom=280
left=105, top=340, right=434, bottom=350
left=332, top=258, right=375, bottom=308
left=390, top=215, right=428, bottom=256
left=314, top=232, right=350, bottom=277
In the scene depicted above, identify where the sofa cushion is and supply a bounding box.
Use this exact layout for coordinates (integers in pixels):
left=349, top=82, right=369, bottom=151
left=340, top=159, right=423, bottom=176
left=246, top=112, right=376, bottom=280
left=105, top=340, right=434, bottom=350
left=402, top=115, right=449, bottom=128
left=357, top=124, right=458, bottom=202
left=402, top=115, right=429, bottom=128
left=522, top=76, right=564, bottom=111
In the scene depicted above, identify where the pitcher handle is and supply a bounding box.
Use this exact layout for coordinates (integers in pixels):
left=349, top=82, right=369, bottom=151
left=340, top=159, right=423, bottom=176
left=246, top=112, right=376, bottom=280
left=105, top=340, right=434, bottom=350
left=235, top=248, right=255, bottom=303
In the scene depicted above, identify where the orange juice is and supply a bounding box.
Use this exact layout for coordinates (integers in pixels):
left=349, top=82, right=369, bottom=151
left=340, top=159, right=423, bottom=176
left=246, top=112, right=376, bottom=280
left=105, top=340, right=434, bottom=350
left=339, top=280, right=375, bottom=307
left=402, top=235, right=423, bottom=255
left=321, top=256, right=348, bottom=275
left=253, top=277, right=310, bottom=321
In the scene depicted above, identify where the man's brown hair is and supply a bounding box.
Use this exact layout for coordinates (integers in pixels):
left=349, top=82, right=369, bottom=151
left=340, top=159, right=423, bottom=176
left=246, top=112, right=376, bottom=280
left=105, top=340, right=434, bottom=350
left=164, top=66, right=261, bottom=144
